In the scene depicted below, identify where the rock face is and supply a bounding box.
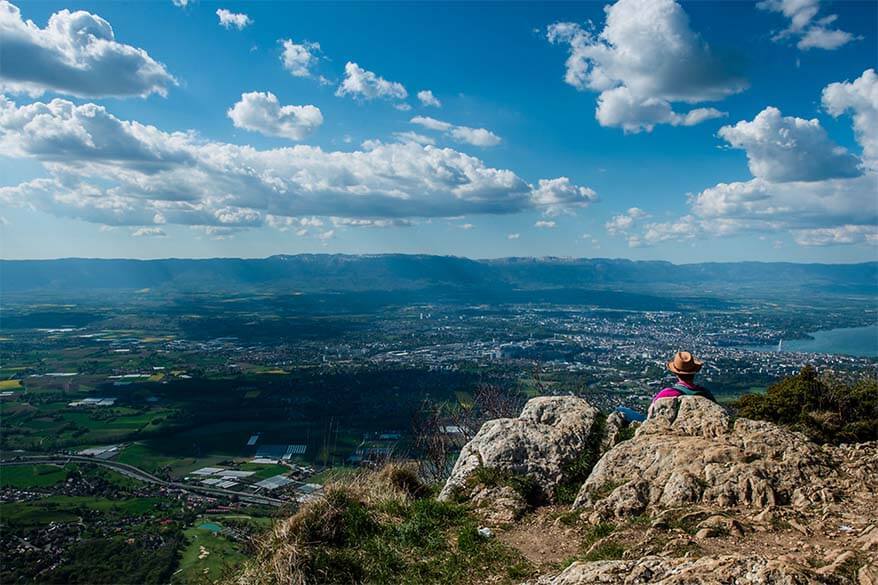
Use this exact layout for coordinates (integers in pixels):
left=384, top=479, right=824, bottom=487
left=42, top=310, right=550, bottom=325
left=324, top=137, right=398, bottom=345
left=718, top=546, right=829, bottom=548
left=541, top=555, right=837, bottom=585
left=573, top=397, right=838, bottom=521
left=438, top=396, right=601, bottom=503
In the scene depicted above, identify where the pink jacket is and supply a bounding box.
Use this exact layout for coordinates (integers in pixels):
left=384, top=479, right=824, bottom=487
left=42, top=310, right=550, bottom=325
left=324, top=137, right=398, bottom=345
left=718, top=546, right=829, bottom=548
left=652, top=379, right=701, bottom=402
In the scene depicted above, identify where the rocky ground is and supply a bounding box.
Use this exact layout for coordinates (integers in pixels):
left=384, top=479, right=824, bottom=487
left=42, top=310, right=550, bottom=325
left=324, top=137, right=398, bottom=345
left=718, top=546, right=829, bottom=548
left=442, top=395, right=878, bottom=584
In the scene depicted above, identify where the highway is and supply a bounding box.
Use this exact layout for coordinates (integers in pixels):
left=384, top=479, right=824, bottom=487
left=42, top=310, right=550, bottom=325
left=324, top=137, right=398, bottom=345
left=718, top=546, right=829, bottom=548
left=1, top=455, right=287, bottom=507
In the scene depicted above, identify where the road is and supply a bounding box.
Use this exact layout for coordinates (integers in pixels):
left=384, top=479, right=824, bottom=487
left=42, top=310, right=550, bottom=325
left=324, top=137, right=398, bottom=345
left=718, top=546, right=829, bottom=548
left=1, top=455, right=287, bottom=507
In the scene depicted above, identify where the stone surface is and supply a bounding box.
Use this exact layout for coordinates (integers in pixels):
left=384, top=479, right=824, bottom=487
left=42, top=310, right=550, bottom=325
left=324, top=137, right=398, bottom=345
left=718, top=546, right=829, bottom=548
left=438, top=396, right=601, bottom=503
left=573, top=397, right=845, bottom=521
left=539, top=555, right=840, bottom=585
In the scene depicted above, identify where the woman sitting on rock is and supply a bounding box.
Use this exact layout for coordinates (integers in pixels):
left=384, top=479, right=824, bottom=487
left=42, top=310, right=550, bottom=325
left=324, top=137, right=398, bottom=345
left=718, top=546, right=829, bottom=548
left=653, top=351, right=716, bottom=402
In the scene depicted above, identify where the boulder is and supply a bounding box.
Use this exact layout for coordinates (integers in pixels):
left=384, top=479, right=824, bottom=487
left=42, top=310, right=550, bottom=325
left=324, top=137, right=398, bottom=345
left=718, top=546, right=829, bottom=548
left=438, top=396, right=601, bottom=503
left=573, top=397, right=839, bottom=520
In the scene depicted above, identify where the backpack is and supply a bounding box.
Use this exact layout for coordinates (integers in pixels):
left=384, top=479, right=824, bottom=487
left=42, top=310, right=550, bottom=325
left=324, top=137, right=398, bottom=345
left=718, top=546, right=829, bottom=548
left=671, top=382, right=716, bottom=402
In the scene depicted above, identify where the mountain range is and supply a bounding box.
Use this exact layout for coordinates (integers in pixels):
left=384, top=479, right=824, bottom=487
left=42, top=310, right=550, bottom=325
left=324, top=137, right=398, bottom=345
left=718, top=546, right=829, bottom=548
left=1, top=255, right=876, bottom=299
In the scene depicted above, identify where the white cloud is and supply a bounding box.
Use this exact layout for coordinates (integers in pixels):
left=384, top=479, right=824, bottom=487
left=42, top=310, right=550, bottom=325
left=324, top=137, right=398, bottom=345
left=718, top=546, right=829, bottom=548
left=335, top=62, right=407, bottom=101
left=547, top=0, right=746, bottom=132
left=822, top=69, right=878, bottom=168
left=757, top=0, right=859, bottom=51
left=605, top=207, right=648, bottom=235
left=595, top=87, right=726, bottom=133
left=216, top=8, right=252, bottom=30
left=392, top=131, right=436, bottom=146
left=530, top=177, right=597, bottom=215
left=797, top=26, right=856, bottom=50
left=0, top=96, right=590, bottom=228
left=534, top=220, right=556, bottom=229
left=171, top=0, right=190, bottom=7
left=792, top=225, right=878, bottom=246
left=717, top=106, right=861, bottom=182
left=507, top=233, right=520, bottom=240
left=636, top=72, right=878, bottom=247
left=280, top=39, right=325, bottom=81
left=417, top=90, right=442, bottom=107
left=330, top=217, right=413, bottom=229
left=410, top=116, right=501, bottom=147
left=0, top=1, right=176, bottom=98
left=458, top=223, right=475, bottom=230
left=132, top=227, right=166, bottom=237
left=227, top=91, right=323, bottom=141
left=393, top=102, right=412, bottom=111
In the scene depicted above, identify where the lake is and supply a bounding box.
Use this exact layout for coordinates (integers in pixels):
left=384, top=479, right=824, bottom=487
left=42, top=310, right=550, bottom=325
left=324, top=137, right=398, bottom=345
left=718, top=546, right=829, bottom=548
left=746, top=325, right=878, bottom=358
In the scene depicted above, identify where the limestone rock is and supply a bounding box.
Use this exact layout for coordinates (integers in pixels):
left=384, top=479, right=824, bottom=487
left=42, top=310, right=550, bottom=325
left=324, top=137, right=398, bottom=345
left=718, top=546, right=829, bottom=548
left=542, top=555, right=839, bottom=585
left=469, top=484, right=526, bottom=525
left=438, top=396, right=600, bottom=502
left=573, top=397, right=840, bottom=521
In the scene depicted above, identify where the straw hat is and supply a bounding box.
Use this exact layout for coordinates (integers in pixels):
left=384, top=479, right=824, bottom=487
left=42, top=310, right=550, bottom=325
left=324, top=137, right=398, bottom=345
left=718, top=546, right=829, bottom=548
left=667, top=351, right=703, bottom=375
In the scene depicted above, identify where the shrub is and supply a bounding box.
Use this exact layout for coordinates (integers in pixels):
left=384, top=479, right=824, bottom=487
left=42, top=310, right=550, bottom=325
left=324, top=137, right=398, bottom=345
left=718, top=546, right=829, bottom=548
left=735, top=366, right=877, bottom=444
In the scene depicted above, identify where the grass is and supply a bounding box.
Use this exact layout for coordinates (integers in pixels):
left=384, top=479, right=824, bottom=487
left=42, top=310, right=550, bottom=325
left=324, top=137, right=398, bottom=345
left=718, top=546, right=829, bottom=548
left=232, top=464, right=535, bottom=585
left=0, top=379, right=23, bottom=390
left=0, top=464, right=68, bottom=488
left=554, top=414, right=607, bottom=504
left=0, top=495, right=165, bottom=527
left=469, top=466, right=542, bottom=506
left=175, top=524, right=248, bottom=584
left=237, top=463, right=290, bottom=480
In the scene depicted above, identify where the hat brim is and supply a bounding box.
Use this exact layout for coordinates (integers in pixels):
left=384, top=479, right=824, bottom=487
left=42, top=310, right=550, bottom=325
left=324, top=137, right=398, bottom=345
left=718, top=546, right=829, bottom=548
left=667, top=361, right=703, bottom=375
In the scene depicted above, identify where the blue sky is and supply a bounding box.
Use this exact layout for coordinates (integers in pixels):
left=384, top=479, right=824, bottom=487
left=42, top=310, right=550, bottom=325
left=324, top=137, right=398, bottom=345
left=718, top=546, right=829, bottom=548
left=0, top=0, right=876, bottom=262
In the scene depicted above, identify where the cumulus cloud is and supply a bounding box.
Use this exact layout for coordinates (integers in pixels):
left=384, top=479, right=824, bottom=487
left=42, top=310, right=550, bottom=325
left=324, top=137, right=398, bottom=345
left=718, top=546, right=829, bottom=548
left=632, top=72, right=878, bottom=247
left=717, top=106, right=861, bottom=182
left=417, top=90, right=441, bottom=107
left=605, top=207, right=648, bottom=235
left=227, top=91, right=323, bottom=140
left=410, top=116, right=501, bottom=147
left=132, top=227, right=166, bottom=237
left=280, top=39, right=326, bottom=82
left=757, top=0, right=859, bottom=50
left=530, top=177, right=597, bottom=215
left=0, top=96, right=593, bottom=230
left=547, top=0, right=746, bottom=132
left=216, top=9, right=252, bottom=30
left=0, top=1, right=176, bottom=98
left=507, top=233, right=520, bottom=240
left=336, top=62, right=407, bottom=102
left=534, top=220, right=556, bottom=229
left=822, top=69, right=878, bottom=168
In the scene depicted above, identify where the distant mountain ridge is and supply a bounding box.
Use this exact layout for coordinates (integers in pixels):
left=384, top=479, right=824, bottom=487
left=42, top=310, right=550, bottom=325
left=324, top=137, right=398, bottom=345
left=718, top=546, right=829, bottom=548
left=1, top=254, right=876, bottom=297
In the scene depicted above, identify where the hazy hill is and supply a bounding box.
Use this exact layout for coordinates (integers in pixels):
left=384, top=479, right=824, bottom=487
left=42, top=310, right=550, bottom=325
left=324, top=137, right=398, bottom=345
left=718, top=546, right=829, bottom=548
left=1, top=255, right=875, bottom=299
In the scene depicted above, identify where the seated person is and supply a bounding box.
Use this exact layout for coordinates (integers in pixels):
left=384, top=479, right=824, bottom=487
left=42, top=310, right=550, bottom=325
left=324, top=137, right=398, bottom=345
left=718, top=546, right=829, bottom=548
left=653, top=351, right=716, bottom=402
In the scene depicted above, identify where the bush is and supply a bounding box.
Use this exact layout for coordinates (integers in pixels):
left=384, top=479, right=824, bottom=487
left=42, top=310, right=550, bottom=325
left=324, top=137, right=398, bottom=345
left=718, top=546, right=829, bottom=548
left=735, top=366, right=878, bottom=444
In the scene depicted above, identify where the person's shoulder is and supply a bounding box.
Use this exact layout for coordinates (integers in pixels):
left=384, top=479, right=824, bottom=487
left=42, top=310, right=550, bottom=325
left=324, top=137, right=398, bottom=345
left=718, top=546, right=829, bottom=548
left=652, top=388, right=683, bottom=401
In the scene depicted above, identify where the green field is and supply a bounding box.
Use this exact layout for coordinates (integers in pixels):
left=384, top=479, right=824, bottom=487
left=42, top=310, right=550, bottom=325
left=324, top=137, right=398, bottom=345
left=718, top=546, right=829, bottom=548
left=1, top=495, right=166, bottom=528
left=175, top=523, right=248, bottom=583
left=1, top=464, right=67, bottom=488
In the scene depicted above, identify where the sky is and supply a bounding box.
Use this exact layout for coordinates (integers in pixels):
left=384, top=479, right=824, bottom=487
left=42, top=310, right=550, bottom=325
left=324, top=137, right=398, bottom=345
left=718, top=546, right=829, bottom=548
left=0, top=0, right=876, bottom=263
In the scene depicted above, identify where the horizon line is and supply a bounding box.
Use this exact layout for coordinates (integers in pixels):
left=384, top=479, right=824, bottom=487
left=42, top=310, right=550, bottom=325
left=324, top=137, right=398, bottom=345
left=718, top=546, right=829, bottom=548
left=1, top=253, right=876, bottom=267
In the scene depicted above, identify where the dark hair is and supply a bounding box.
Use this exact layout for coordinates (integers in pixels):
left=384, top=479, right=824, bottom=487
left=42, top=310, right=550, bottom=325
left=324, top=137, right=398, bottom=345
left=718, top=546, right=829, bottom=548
left=677, top=373, right=696, bottom=384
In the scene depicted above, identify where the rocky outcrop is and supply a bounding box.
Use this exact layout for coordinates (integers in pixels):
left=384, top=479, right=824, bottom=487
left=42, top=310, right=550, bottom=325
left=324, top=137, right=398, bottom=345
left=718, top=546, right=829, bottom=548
left=438, top=396, right=602, bottom=504
left=539, top=555, right=841, bottom=585
left=573, top=396, right=842, bottom=521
